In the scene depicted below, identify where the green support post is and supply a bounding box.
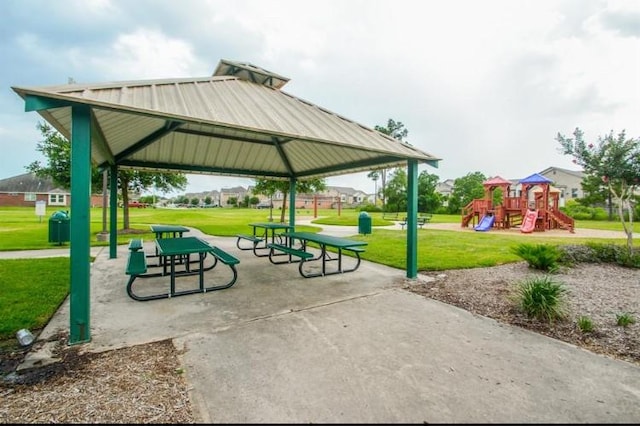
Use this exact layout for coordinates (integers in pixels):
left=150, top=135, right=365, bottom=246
left=69, top=105, right=92, bottom=344
left=406, top=160, right=418, bottom=279
left=109, top=165, right=118, bottom=259
left=289, top=178, right=296, bottom=230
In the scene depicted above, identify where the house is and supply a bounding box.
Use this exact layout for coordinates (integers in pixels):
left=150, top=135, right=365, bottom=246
left=219, top=186, right=248, bottom=206
left=0, top=172, right=70, bottom=207
left=436, top=179, right=455, bottom=207
left=538, top=167, right=585, bottom=206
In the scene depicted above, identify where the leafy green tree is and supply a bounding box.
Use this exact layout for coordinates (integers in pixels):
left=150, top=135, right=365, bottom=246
left=227, top=196, right=238, bottom=207
left=26, top=122, right=102, bottom=192
left=579, top=174, right=613, bottom=219
left=204, top=196, right=212, bottom=206
left=249, top=196, right=260, bottom=208
left=383, top=168, right=407, bottom=212
left=373, top=118, right=409, bottom=209
left=253, top=178, right=326, bottom=223
left=447, top=172, right=487, bottom=214
left=174, top=195, right=189, bottom=205
left=367, top=170, right=380, bottom=206
left=417, top=171, right=441, bottom=213
left=557, top=127, right=640, bottom=251
left=26, top=121, right=187, bottom=230
left=190, top=197, right=200, bottom=206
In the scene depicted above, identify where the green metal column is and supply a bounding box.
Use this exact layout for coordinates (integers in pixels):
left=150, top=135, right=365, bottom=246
left=289, top=178, right=296, bottom=230
left=406, top=160, right=418, bottom=278
left=109, top=165, right=118, bottom=259
left=69, top=105, right=92, bottom=344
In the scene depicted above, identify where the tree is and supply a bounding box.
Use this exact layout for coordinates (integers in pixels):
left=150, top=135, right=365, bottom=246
left=447, top=172, right=486, bottom=214
left=115, top=170, right=187, bottom=229
left=253, top=178, right=326, bottom=223
left=174, top=195, right=189, bottom=205
left=249, top=196, right=260, bottom=208
left=372, top=119, right=409, bottom=209
left=204, top=196, right=212, bottom=206
left=579, top=174, right=613, bottom=220
left=26, top=122, right=102, bottom=192
left=382, top=168, right=407, bottom=212
left=557, top=127, right=640, bottom=251
left=367, top=170, right=380, bottom=206
left=417, top=171, right=442, bottom=213
left=27, top=121, right=187, bottom=230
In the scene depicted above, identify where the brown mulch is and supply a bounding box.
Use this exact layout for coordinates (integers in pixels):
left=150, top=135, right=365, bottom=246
left=1, top=332, right=195, bottom=423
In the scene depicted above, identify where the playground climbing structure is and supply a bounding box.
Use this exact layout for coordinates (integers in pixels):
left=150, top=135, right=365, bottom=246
left=461, top=173, right=575, bottom=233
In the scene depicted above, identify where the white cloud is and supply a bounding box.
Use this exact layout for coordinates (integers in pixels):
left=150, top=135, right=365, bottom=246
left=2, top=0, right=639, bottom=195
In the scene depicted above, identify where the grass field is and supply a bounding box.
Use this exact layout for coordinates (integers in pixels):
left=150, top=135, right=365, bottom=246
left=0, top=206, right=632, bottom=340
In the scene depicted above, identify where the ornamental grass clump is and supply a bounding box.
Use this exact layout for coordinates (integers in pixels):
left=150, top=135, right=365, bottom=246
left=577, top=315, right=595, bottom=333
left=515, top=275, right=567, bottom=323
left=511, top=243, right=562, bottom=272
left=616, top=312, right=636, bottom=327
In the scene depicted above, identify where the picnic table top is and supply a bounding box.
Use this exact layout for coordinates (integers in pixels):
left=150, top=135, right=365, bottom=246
left=282, top=231, right=368, bottom=248
left=248, top=222, right=293, bottom=230
left=150, top=224, right=191, bottom=233
left=155, top=236, right=212, bottom=256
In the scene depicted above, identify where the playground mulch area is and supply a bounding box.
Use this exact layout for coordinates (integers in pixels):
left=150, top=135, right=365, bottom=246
left=427, top=221, right=634, bottom=239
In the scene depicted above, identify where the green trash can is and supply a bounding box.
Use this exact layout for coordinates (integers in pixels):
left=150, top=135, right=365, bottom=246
left=358, top=212, right=371, bottom=235
left=48, top=210, right=70, bottom=245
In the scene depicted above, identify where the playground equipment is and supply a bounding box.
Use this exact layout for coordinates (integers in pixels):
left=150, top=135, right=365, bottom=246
left=461, top=173, right=575, bottom=233
left=474, top=213, right=495, bottom=231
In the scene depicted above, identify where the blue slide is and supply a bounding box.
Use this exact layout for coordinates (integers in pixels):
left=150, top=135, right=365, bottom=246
left=474, top=215, right=495, bottom=231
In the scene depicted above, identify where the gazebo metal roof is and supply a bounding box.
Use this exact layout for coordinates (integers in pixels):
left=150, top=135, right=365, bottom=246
left=12, top=60, right=440, bottom=181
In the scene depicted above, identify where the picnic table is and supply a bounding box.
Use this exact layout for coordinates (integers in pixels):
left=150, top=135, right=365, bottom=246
left=268, top=231, right=368, bottom=278
left=148, top=224, right=192, bottom=264
left=236, top=222, right=293, bottom=257
left=125, top=236, right=239, bottom=301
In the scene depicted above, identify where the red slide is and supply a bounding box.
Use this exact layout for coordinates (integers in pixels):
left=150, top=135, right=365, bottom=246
left=520, top=210, right=538, bottom=233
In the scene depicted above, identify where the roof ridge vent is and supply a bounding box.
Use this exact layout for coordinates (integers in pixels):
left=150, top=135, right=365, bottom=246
left=212, top=59, right=290, bottom=89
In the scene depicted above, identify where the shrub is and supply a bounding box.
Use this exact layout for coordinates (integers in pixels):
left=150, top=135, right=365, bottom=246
left=616, top=312, right=636, bottom=327
left=577, top=316, right=595, bottom=333
left=514, top=276, right=567, bottom=323
left=511, top=243, right=562, bottom=272
left=358, top=204, right=381, bottom=213
left=558, top=244, right=599, bottom=265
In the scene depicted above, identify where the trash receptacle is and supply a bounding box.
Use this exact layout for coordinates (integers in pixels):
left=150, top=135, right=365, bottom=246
left=358, top=212, right=371, bottom=235
left=48, top=210, right=70, bottom=245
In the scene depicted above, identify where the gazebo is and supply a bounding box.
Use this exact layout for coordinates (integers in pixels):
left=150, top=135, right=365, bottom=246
left=12, top=59, right=441, bottom=344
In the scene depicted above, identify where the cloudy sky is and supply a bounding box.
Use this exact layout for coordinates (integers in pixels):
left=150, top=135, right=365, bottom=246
left=1, top=0, right=638, bottom=196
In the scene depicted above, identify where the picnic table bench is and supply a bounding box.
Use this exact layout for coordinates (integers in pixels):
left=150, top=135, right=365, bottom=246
left=125, top=237, right=240, bottom=301
left=237, top=222, right=292, bottom=257
left=399, top=214, right=432, bottom=230
left=382, top=212, right=400, bottom=221
left=268, top=232, right=368, bottom=278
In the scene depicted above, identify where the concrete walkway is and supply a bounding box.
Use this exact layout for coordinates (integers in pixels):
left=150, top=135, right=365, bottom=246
left=8, top=222, right=640, bottom=422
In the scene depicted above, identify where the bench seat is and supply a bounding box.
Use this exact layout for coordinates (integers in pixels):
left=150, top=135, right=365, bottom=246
left=344, top=246, right=366, bottom=253
left=382, top=212, right=399, bottom=221
left=126, top=250, right=148, bottom=276
left=236, top=234, right=264, bottom=250
left=267, top=243, right=314, bottom=260
left=128, top=238, right=144, bottom=252
left=400, top=217, right=428, bottom=230
left=209, top=246, right=240, bottom=265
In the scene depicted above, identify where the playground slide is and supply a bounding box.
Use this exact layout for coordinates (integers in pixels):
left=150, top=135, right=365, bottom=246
left=474, top=215, right=495, bottom=231
left=520, top=210, right=538, bottom=233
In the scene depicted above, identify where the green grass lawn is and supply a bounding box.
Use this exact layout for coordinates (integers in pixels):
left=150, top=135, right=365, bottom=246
left=0, top=206, right=632, bottom=341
